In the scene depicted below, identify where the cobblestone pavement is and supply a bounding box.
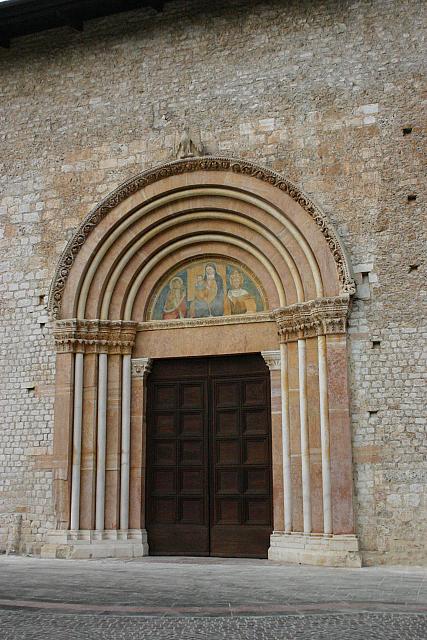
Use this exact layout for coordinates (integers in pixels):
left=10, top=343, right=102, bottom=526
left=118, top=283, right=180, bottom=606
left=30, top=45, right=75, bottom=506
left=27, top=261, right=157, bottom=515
left=1, top=610, right=427, bottom=640
left=1, top=557, right=426, bottom=639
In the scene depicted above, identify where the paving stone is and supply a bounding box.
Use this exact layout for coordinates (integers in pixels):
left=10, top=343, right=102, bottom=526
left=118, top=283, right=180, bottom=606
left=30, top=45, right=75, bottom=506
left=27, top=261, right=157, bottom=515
left=1, top=558, right=426, bottom=638
left=1, top=610, right=427, bottom=640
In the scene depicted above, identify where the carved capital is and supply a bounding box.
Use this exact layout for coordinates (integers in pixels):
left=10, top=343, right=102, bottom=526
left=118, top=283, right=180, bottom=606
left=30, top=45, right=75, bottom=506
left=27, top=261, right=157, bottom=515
left=261, top=350, right=281, bottom=371
left=131, top=357, right=153, bottom=379
left=272, top=295, right=350, bottom=343
left=53, top=319, right=138, bottom=354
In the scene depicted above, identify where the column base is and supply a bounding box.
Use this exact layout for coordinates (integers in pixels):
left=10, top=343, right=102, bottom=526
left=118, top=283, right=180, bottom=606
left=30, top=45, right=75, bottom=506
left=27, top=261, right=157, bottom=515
left=40, top=529, right=149, bottom=560
left=268, top=532, right=362, bottom=568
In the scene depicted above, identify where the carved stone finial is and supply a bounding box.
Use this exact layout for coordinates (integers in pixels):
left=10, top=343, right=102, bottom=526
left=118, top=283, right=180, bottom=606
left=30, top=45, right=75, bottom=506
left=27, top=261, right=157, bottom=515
left=175, top=126, right=204, bottom=159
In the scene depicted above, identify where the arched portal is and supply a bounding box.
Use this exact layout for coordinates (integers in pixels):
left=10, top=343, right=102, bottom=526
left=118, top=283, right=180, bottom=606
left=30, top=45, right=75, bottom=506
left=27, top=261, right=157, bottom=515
left=45, top=157, right=361, bottom=566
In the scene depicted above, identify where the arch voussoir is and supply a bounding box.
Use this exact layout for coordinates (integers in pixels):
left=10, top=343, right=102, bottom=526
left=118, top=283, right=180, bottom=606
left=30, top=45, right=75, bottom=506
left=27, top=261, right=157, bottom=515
left=48, top=157, right=354, bottom=321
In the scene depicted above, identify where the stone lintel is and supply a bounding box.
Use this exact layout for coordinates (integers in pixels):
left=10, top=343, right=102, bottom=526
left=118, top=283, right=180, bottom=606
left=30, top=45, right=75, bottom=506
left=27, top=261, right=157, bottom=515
left=138, top=312, right=273, bottom=331
left=53, top=319, right=138, bottom=354
left=272, top=295, right=350, bottom=342
left=268, top=532, right=361, bottom=568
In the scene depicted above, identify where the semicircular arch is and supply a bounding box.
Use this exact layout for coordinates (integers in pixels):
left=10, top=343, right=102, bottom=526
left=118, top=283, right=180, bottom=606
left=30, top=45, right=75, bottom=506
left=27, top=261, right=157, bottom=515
left=48, top=157, right=355, bottom=321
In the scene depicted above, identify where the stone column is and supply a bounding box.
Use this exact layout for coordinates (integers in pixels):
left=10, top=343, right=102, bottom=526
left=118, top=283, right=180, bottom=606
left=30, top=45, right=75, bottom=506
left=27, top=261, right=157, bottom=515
left=95, top=352, right=108, bottom=532
left=269, top=296, right=361, bottom=567
left=262, top=349, right=292, bottom=534
left=279, top=343, right=293, bottom=533
left=51, top=350, right=74, bottom=531
left=43, top=319, right=149, bottom=559
left=79, top=352, right=98, bottom=531
left=119, top=354, right=132, bottom=531
left=104, top=352, right=122, bottom=531
left=261, top=350, right=285, bottom=532
left=297, top=338, right=311, bottom=534
left=318, top=334, right=332, bottom=535
left=326, top=333, right=355, bottom=535
left=130, top=358, right=152, bottom=536
left=70, top=351, right=84, bottom=531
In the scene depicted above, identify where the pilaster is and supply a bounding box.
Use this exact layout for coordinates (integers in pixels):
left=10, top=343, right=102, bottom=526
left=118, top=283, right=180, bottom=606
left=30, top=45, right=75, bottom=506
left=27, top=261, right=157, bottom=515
left=268, top=296, right=361, bottom=568
left=131, top=358, right=152, bottom=530
left=262, top=351, right=285, bottom=532
left=42, top=319, right=148, bottom=560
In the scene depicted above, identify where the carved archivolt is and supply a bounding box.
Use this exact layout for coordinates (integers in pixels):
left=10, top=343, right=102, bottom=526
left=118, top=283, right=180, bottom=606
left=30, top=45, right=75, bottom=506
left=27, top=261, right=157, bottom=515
left=48, top=157, right=355, bottom=320
left=272, top=295, right=350, bottom=342
left=53, top=319, right=138, bottom=354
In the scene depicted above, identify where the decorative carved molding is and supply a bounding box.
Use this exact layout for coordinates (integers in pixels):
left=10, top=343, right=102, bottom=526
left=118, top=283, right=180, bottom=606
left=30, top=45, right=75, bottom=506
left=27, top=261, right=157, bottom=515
left=138, top=311, right=273, bottom=332
left=131, top=357, right=153, bottom=379
left=272, top=295, right=350, bottom=342
left=48, top=157, right=355, bottom=320
left=261, top=350, right=281, bottom=371
left=53, top=319, right=138, bottom=354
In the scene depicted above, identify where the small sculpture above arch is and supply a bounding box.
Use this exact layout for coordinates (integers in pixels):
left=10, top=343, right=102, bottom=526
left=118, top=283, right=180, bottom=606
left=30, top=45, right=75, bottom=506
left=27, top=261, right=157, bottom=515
left=146, top=256, right=269, bottom=321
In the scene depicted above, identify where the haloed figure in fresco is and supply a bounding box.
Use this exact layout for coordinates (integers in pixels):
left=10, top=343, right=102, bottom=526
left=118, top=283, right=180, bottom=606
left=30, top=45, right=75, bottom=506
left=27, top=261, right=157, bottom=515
left=190, top=263, right=224, bottom=317
left=224, top=269, right=257, bottom=315
left=162, top=276, right=187, bottom=319
left=152, top=259, right=266, bottom=321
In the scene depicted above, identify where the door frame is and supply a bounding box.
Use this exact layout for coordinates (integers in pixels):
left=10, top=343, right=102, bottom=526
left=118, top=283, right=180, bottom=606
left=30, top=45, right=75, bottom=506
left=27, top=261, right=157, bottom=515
left=45, top=158, right=361, bottom=566
left=145, top=354, right=273, bottom=558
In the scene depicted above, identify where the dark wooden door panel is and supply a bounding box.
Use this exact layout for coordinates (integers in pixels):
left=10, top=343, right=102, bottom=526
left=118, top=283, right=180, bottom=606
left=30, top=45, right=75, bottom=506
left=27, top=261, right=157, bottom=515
left=210, top=371, right=272, bottom=558
left=146, top=355, right=272, bottom=558
left=211, top=526, right=271, bottom=558
left=148, top=524, right=209, bottom=555
left=146, top=373, right=209, bottom=555
left=154, top=384, right=177, bottom=409
left=243, top=408, right=269, bottom=434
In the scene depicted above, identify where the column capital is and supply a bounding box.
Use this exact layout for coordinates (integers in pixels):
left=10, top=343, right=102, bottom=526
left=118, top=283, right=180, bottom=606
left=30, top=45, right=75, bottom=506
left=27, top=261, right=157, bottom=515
left=131, top=357, right=153, bottom=379
left=272, top=295, right=350, bottom=343
left=53, top=319, right=138, bottom=354
left=261, top=350, right=281, bottom=371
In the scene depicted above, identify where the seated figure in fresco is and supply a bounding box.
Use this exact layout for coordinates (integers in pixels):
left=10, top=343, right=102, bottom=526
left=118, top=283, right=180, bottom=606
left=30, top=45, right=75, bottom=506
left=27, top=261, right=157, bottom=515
left=224, top=269, right=257, bottom=315
left=190, top=263, right=224, bottom=317
left=162, top=276, right=187, bottom=319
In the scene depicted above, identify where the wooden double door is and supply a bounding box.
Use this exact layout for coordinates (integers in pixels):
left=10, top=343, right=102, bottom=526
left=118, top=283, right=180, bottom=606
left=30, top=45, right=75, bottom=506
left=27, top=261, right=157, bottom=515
left=146, top=354, right=273, bottom=558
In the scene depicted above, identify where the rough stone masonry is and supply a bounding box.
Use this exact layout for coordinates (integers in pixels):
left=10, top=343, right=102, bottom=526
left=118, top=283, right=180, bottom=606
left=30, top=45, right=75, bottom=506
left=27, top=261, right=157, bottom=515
left=0, top=0, right=425, bottom=565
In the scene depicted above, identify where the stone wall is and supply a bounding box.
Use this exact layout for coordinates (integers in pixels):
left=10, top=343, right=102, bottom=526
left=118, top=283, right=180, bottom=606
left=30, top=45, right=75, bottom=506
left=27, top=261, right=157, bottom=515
left=0, top=0, right=425, bottom=563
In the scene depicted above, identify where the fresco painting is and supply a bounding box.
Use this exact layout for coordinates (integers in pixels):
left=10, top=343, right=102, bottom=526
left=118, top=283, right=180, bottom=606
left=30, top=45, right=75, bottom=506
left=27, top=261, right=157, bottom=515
left=148, top=259, right=267, bottom=320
